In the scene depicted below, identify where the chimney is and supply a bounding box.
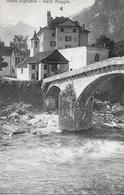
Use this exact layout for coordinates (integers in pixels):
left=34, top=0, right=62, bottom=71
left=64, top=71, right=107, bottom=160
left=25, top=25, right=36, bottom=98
left=47, top=11, right=53, bottom=28
left=75, top=21, right=79, bottom=26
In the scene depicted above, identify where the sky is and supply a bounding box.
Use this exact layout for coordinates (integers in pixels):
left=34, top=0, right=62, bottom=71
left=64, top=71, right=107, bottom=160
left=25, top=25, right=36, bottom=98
left=0, top=0, right=95, bottom=27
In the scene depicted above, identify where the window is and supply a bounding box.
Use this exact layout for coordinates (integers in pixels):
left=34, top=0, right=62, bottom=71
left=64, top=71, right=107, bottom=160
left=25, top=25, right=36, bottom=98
left=95, top=53, right=100, bottom=62
left=21, top=68, right=23, bottom=74
left=73, top=28, right=76, bottom=33
left=32, top=65, right=35, bottom=70
left=12, top=66, right=15, bottom=73
left=50, top=41, right=56, bottom=47
left=60, top=28, right=64, bottom=32
left=65, top=36, right=71, bottom=42
left=74, top=37, right=77, bottom=42
left=35, top=41, right=38, bottom=48
left=44, top=64, right=47, bottom=70
left=44, top=73, right=47, bottom=78
left=65, top=45, right=72, bottom=48
left=31, top=73, right=35, bottom=79
left=51, top=64, right=57, bottom=71
left=52, top=32, right=55, bottom=37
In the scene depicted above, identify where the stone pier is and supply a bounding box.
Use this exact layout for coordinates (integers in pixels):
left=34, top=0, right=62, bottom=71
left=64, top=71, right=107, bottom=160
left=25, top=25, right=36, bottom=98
left=58, top=84, right=94, bottom=131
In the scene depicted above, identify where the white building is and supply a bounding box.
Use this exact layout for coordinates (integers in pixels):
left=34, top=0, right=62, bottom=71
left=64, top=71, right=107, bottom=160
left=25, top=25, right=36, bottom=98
left=30, top=11, right=90, bottom=57
left=59, top=46, right=109, bottom=70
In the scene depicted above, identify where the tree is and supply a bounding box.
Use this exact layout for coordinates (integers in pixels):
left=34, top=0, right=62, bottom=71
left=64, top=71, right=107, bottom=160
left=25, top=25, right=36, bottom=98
left=0, top=40, right=4, bottom=48
left=95, top=35, right=124, bottom=57
left=10, top=35, right=29, bottom=53
left=95, top=35, right=115, bottom=57
left=0, top=40, right=8, bottom=71
left=0, top=56, right=8, bottom=71
left=111, top=41, right=124, bottom=57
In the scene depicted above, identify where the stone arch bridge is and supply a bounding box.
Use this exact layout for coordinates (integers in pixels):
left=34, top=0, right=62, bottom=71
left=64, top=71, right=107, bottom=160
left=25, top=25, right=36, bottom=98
left=42, top=57, right=124, bottom=131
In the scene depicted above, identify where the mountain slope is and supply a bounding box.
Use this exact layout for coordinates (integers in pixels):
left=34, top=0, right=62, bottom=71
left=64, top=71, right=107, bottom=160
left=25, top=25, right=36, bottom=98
left=73, top=0, right=124, bottom=44
left=0, top=22, right=35, bottom=46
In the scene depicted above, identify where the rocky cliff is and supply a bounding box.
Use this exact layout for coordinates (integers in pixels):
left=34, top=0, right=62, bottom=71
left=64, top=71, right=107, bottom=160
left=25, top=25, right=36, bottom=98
left=73, top=0, right=124, bottom=44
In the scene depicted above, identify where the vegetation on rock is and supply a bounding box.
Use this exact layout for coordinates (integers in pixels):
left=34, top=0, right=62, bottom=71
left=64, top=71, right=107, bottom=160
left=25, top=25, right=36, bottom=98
left=0, top=41, right=8, bottom=70
left=0, top=79, right=43, bottom=110
left=73, top=0, right=124, bottom=43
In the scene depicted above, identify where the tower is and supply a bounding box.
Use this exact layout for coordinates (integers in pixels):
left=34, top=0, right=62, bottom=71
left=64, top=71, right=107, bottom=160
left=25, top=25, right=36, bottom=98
left=30, top=30, right=39, bottom=57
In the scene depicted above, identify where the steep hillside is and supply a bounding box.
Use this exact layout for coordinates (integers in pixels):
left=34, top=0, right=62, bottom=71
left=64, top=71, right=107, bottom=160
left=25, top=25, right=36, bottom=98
left=0, top=22, right=35, bottom=46
left=73, top=0, right=124, bottom=43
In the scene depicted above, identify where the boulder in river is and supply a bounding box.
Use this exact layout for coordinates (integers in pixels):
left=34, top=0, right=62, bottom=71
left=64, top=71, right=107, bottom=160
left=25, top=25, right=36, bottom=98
left=1, top=124, right=26, bottom=136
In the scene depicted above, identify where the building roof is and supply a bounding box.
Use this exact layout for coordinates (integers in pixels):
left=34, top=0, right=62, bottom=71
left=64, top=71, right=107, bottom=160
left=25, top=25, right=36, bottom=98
left=29, top=49, right=69, bottom=64
left=37, top=27, right=47, bottom=36
left=16, top=58, right=29, bottom=68
left=57, top=19, right=79, bottom=27
left=37, top=16, right=90, bottom=35
left=31, top=30, right=39, bottom=40
left=48, top=16, right=70, bottom=28
left=0, top=47, right=13, bottom=56
left=16, top=49, right=68, bottom=68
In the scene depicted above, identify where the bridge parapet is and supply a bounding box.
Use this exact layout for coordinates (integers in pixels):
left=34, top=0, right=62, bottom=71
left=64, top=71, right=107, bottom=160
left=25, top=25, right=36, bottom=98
left=43, top=57, right=124, bottom=84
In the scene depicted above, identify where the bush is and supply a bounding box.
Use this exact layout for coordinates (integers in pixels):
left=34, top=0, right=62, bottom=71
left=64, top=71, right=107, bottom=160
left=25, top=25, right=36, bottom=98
left=0, top=79, right=43, bottom=111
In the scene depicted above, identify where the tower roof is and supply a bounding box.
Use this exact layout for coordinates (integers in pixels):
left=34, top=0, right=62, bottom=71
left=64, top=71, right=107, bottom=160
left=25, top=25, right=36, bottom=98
left=31, top=30, right=39, bottom=40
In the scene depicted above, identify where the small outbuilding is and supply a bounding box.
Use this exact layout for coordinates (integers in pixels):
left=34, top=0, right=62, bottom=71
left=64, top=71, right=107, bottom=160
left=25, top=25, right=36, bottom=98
left=16, top=49, right=69, bottom=80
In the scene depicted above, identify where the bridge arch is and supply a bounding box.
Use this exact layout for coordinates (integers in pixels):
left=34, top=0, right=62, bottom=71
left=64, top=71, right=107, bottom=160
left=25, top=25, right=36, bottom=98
left=77, top=73, right=123, bottom=102
left=45, top=85, right=61, bottom=112
left=73, top=73, right=124, bottom=130
left=59, top=73, right=124, bottom=131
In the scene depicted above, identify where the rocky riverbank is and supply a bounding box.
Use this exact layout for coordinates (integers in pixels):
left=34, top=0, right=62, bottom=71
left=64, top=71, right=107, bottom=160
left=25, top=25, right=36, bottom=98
left=0, top=102, right=61, bottom=138
left=93, top=99, right=124, bottom=126
left=0, top=100, right=124, bottom=139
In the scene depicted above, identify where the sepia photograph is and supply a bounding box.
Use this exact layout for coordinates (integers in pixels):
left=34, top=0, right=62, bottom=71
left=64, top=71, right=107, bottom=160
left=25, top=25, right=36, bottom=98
left=0, top=0, right=124, bottom=194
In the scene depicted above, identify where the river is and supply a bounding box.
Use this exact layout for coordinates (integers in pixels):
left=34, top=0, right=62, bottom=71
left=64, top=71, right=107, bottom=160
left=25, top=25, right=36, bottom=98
left=0, top=120, right=124, bottom=194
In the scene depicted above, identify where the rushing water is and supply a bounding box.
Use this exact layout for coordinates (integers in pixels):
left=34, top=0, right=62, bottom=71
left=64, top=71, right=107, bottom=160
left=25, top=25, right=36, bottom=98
left=0, top=126, right=124, bottom=195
